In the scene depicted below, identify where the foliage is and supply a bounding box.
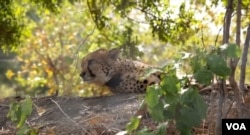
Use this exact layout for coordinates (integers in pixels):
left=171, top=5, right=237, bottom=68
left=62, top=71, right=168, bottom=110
left=87, top=0, right=199, bottom=45
left=1, top=0, right=250, bottom=134
left=0, top=0, right=89, bottom=52
left=7, top=97, right=37, bottom=135
left=126, top=116, right=141, bottom=132
left=126, top=43, right=241, bottom=134
left=5, top=0, right=130, bottom=96
left=0, top=0, right=248, bottom=135
left=0, top=51, right=17, bottom=85
left=145, top=67, right=206, bottom=134
left=8, top=0, right=158, bottom=96
left=0, top=0, right=64, bottom=52
left=0, top=0, right=23, bottom=52
left=2, top=0, right=249, bottom=96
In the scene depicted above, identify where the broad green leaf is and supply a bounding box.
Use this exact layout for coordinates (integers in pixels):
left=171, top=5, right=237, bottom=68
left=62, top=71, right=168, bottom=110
left=148, top=102, right=165, bottom=121
left=194, top=69, right=213, bottom=85
left=207, top=54, right=231, bottom=77
left=146, top=85, right=165, bottom=121
left=163, top=103, right=178, bottom=120
left=21, top=97, right=33, bottom=116
left=17, top=97, right=33, bottom=128
left=160, top=75, right=180, bottom=104
left=180, top=87, right=207, bottom=118
left=146, top=85, right=160, bottom=108
left=126, top=116, right=141, bottom=132
left=220, top=43, right=241, bottom=58
left=176, top=87, right=207, bottom=134
left=190, top=55, right=207, bottom=73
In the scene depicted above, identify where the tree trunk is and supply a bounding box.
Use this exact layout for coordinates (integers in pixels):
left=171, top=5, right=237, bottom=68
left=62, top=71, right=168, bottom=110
left=228, top=0, right=242, bottom=118
left=215, top=0, right=233, bottom=135
left=239, top=25, right=250, bottom=95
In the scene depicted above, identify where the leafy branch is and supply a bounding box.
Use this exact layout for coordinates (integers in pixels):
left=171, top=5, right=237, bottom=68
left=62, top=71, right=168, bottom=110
left=7, top=97, right=37, bottom=135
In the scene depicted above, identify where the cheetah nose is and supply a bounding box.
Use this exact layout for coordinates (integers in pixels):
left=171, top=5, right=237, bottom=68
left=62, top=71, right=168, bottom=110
left=80, top=72, right=85, bottom=78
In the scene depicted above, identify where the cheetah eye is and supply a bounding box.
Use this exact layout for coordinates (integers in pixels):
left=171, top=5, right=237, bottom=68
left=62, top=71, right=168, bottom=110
left=88, top=59, right=95, bottom=65
left=87, top=67, right=96, bottom=77
left=87, top=60, right=96, bottom=77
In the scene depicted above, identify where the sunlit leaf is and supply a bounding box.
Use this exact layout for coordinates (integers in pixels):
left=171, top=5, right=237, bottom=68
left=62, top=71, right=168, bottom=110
left=220, top=43, right=241, bottom=58
left=145, top=85, right=160, bottom=108
left=5, top=69, right=15, bottom=80
left=17, top=97, right=33, bottom=128
left=21, top=97, right=33, bottom=115
left=126, top=116, right=141, bottom=132
left=160, top=75, right=180, bottom=104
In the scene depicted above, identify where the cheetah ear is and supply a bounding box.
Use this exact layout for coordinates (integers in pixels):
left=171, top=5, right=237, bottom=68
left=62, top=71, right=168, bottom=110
left=108, top=48, right=120, bottom=59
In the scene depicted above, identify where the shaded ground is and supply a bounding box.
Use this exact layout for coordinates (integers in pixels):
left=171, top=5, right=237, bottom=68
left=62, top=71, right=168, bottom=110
left=1, top=85, right=250, bottom=135
left=0, top=94, right=143, bottom=134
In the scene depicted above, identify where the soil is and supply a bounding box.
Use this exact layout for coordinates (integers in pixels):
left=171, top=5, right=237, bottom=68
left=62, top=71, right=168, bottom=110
left=1, top=85, right=250, bottom=135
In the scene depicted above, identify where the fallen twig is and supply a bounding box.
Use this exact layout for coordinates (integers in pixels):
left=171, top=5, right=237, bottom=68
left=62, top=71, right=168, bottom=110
left=50, top=98, right=91, bottom=134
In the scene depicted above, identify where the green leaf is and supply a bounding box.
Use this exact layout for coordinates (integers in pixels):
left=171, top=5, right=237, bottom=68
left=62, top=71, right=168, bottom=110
left=220, top=43, right=241, bottom=58
left=146, top=86, right=165, bottom=121
left=176, top=87, right=207, bottom=133
left=30, top=129, right=38, bottom=135
left=194, top=69, right=213, bottom=85
left=145, top=85, right=160, bottom=108
left=126, top=116, right=141, bottom=132
left=21, top=97, right=33, bottom=116
left=190, top=53, right=207, bottom=73
left=17, top=97, right=33, bottom=128
left=17, top=113, right=27, bottom=128
left=17, top=125, right=31, bottom=135
left=7, top=102, right=19, bottom=122
left=207, top=54, right=231, bottom=77
left=163, top=103, right=177, bottom=120
left=160, top=75, right=180, bottom=104
left=154, top=122, right=168, bottom=135
left=148, top=101, right=165, bottom=121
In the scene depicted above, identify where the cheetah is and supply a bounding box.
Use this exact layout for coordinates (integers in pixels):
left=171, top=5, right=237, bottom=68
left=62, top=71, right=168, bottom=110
left=80, top=48, right=161, bottom=93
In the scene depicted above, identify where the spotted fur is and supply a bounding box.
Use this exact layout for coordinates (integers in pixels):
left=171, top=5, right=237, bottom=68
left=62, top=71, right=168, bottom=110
left=80, top=48, right=161, bottom=93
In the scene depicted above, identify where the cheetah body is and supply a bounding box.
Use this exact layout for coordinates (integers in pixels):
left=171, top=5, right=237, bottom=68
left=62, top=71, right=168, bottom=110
left=80, top=48, right=160, bottom=93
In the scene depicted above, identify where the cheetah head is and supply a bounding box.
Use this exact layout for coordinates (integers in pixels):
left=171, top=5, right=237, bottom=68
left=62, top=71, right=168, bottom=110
left=80, top=48, right=120, bottom=85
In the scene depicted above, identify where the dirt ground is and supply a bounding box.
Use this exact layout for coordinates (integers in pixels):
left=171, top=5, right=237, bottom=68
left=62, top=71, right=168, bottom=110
left=1, top=85, right=250, bottom=135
